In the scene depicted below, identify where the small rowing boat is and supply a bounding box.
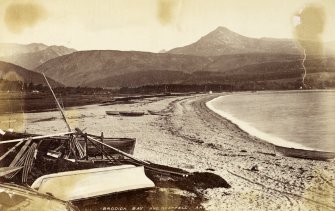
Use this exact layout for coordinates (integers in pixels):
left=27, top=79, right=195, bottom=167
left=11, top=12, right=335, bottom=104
left=119, top=111, right=145, bottom=117
left=31, top=165, right=154, bottom=201
left=275, top=145, right=335, bottom=160
left=0, top=131, right=136, bottom=157
left=105, top=111, right=119, bottom=115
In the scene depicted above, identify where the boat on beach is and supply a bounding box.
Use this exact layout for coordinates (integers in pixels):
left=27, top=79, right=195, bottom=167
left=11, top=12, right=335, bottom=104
left=31, top=165, right=154, bottom=201
left=274, top=145, right=335, bottom=160
left=105, top=111, right=119, bottom=115
left=0, top=131, right=136, bottom=157
left=0, top=129, right=156, bottom=200
left=119, top=111, right=145, bottom=116
left=147, top=110, right=168, bottom=116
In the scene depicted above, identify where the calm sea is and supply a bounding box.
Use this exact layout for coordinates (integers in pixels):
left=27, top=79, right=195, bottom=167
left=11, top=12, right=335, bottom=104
left=207, top=91, right=335, bottom=152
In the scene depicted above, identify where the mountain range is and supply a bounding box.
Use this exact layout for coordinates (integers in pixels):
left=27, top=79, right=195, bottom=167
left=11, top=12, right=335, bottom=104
left=1, top=27, right=334, bottom=89
left=0, top=43, right=76, bottom=69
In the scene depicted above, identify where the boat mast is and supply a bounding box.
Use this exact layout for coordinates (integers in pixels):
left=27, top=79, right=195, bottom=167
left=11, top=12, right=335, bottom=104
left=42, top=73, right=71, bottom=131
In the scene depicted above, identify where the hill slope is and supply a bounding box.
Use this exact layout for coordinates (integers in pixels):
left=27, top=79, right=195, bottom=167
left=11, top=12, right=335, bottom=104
left=0, top=61, right=61, bottom=86
left=34, top=50, right=213, bottom=87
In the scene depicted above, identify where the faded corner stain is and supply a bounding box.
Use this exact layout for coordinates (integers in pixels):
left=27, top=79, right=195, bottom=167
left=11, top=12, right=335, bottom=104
left=157, top=0, right=179, bottom=26
left=293, top=4, right=325, bottom=56
left=4, top=2, right=47, bottom=34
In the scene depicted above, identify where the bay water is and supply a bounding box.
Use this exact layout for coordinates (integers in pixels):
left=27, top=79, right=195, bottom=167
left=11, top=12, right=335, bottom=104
left=207, top=91, right=335, bottom=152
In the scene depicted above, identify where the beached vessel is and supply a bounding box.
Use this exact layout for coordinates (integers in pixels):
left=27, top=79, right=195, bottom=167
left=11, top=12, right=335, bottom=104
left=147, top=110, right=167, bottom=116
left=0, top=129, right=157, bottom=199
left=275, top=145, right=335, bottom=160
left=31, top=165, right=154, bottom=201
left=0, top=131, right=136, bottom=157
left=119, top=111, right=145, bottom=116
left=80, top=136, right=136, bottom=156
left=105, top=111, right=119, bottom=115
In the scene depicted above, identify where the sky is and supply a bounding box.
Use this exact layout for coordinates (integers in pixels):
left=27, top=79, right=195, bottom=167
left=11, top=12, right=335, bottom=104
left=0, top=0, right=334, bottom=52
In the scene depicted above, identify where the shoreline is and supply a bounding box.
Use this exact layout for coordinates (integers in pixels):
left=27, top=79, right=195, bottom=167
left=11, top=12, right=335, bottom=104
left=206, top=91, right=335, bottom=153
left=2, top=93, right=335, bottom=210
left=206, top=95, right=316, bottom=151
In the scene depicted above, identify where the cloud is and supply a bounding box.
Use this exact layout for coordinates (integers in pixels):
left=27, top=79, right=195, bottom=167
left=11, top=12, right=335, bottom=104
left=4, top=2, right=47, bottom=33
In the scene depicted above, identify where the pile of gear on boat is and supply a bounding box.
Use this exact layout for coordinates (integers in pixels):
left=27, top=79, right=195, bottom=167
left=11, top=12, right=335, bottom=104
left=0, top=127, right=230, bottom=210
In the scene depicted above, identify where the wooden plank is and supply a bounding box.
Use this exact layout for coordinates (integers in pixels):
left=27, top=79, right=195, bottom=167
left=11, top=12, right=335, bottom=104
left=9, top=139, right=32, bottom=167
left=5, top=151, right=27, bottom=179
left=84, top=134, right=88, bottom=160
left=73, top=137, right=85, bottom=158
left=101, top=132, right=104, bottom=159
left=0, top=140, right=24, bottom=162
left=0, top=131, right=75, bottom=144
left=0, top=166, right=23, bottom=177
left=22, top=143, right=37, bottom=183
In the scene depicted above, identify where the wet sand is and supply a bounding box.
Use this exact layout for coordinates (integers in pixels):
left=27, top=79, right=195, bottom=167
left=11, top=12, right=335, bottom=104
left=13, top=93, right=335, bottom=210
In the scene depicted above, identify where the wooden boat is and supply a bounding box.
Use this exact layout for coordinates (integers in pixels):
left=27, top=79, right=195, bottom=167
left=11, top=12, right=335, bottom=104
left=31, top=165, right=154, bottom=201
left=105, top=111, right=119, bottom=115
left=119, top=111, right=145, bottom=117
left=275, top=145, right=335, bottom=160
left=0, top=183, right=78, bottom=210
left=0, top=131, right=136, bottom=157
left=147, top=110, right=161, bottom=115
left=78, top=136, right=136, bottom=156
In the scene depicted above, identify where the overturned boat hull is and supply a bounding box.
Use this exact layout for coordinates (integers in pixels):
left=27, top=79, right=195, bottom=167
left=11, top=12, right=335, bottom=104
left=31, top=165, right=155, bottom=201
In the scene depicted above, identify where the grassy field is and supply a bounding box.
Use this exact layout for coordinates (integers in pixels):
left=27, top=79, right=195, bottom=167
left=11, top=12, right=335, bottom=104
left=0, top=91, right=114, bottom=114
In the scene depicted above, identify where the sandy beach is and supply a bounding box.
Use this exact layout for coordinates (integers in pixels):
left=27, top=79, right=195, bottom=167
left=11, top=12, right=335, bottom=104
left=14, top=93, right=335, bottom=210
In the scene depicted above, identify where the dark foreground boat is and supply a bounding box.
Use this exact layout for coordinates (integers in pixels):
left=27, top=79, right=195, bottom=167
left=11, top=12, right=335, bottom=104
left=275, top=145, right=335, bottom=160
left=79, top=136, right=136, bottom=156
left=0, top=131, right=136, bottom=157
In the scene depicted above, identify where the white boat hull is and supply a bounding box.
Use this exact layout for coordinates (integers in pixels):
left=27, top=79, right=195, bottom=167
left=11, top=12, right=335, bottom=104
left=31, top=165, right=155, bottom=201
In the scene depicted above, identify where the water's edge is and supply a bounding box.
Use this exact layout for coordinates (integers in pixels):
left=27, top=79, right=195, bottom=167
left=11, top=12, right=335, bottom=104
left=206, top=95, right=315, bottom=150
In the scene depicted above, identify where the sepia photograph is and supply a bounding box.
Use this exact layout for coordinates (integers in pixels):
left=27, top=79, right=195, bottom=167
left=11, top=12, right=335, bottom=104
left=0, top=0, right=334, bottom=210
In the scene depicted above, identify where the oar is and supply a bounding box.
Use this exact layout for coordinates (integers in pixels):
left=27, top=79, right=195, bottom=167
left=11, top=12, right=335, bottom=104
left=0, top=166, right=23, bottom=177
left=0, top=131, right=75, bottom=144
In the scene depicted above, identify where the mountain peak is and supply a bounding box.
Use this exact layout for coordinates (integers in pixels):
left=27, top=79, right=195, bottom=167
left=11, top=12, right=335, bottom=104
left=197, top=26, right=247, bottom=47
left=214, top=26, right=231, bottom=32
left=206, top=26, right=244, bottom=38
left=168, top=26, right=301, bottom=56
